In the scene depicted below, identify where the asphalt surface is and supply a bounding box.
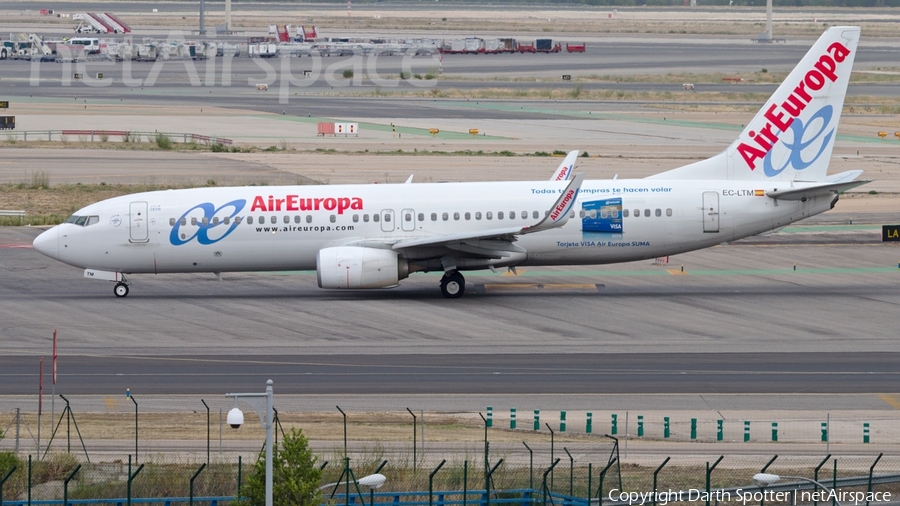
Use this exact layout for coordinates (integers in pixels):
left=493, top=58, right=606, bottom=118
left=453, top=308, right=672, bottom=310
left=2, top=352, right=899, bottom=395
left=2, top=223, right=899, bottom=401
left=1, top=27, right=899, bottom=410
left=2, top=38, right=899, bottom=120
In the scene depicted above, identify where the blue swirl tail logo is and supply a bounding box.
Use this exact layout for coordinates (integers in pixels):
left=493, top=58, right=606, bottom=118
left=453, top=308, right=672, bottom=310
left=763, top=105, right=834, bottom=178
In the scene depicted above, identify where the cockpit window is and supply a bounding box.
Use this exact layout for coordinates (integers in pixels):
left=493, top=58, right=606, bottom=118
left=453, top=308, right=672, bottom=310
left=64, top=215, right=99, bottom=226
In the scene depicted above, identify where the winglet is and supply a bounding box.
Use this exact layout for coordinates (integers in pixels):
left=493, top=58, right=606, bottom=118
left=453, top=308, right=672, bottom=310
left=550, top=150, right=579, bottom=181
left=525, top=172, right=585, bottom=233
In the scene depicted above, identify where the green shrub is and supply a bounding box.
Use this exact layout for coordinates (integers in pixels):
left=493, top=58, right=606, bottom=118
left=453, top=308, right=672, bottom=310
left=155, top=133, right=173, bottom=150
left=0, top=452, right=26, bottom=499
left=342, top=69, right=354, bottom=79
left=241, top=428, right=322, bottom=506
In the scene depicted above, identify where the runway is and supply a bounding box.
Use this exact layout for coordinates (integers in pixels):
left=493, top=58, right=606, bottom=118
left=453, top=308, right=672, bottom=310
left=1, top=39, right=899, bottom=121
left=1, top=352, right=899, bottom=396
left=2, top=223, right=899, bottom=401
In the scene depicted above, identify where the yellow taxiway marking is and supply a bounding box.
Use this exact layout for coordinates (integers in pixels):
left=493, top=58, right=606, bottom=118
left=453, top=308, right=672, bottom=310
left=666, top=268, right=688, bottom=276
left=481, top=283, right=599, bottom=291
left=877, top=394, right=900, bottom=410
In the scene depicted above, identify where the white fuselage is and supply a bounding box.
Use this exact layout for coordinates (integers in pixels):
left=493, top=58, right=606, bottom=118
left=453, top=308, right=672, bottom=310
left=37, top=178, right=834, bottom=275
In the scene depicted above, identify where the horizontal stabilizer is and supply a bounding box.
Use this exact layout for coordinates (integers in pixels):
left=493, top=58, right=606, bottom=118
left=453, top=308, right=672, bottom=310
left=823, top=169, right=864, bottom=184
left=766, top=180, right=869, bottom=200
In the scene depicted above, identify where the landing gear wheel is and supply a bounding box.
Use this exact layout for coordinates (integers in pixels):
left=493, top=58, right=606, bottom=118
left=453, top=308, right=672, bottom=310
left=440, top=271, right=465, bottom=299
left=114, top=282, right=130, bottom=298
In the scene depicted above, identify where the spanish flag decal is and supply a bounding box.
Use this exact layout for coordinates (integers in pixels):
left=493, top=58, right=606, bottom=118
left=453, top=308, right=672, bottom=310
left=754, top=189, right=765, bottom=196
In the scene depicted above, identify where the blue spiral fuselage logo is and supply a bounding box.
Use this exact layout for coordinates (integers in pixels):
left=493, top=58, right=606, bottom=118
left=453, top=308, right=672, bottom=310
left=763, top=105, right=834, bottom=177
left=170, top=199, right=246, bottom=246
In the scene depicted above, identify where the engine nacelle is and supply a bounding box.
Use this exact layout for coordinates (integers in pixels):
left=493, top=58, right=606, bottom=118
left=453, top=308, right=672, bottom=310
left=317, top=246, right=408, bottom=289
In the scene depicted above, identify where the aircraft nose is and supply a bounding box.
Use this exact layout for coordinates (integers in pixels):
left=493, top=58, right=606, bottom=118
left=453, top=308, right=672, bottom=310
left=33, top=226, right=59, bottom=260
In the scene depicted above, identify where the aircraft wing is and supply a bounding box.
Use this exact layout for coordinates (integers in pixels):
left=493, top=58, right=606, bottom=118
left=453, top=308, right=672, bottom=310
left=392, top=173, right=585, bottom=255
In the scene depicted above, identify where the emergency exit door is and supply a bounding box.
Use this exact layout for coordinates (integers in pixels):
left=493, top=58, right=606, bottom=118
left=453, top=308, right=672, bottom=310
left=129, top=201, right=149, bottom=243
left=702, top=192, right=719, bottom=233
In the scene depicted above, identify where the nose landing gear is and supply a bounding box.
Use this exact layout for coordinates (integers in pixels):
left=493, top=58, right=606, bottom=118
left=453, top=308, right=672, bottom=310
left=440, top=270, right=465, bottom=298
left=114, top=279, right=131, bottom=298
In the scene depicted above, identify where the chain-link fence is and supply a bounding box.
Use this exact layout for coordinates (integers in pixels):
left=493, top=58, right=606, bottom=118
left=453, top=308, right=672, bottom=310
left=2, top=451, right=899, bottom=505
left=1, top=407, right=899, bottom=505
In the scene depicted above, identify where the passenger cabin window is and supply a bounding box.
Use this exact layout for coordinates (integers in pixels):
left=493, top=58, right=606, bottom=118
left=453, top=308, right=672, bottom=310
left=405, top=212, right=413, bottom=222
left=169, top=218, right=176, bottom=226
left=223, top=217, right=230, bottom=225
left=363, top=214, right=370, bottom=222
left=533, top=211, right=539, bottom=219
left=373, top=214, right=380, bottom=222
left=623, top=209, right=630, bottom=218
left=521, top=211, right=528, bottom=219
left=666, top=208, right=673, bottom=217
left=431, top=213, right=438, bottom=221
left=213, top=217, right=220, bottom=225
left=655, top=209, right=662, bottom=217
left=486, top=212, right=493, bottom=220
left=475, top=212, right=482, bottom=220
left=644, top=209, right=651, bottom=217
left=270, top=216, right=277, bottom=224
left=181, top=217, right=187, bottom=226
left=498, top=212, right=504, bottom=220
left=418, top=213, right=425, bottom=222
left=453, top=212, right=460, bottom=221
left=201, top=217, right=209, bottom=226
left=191, top=217, right=198, bottom=226
left=633, top=209, right=640, bottom=217
left=330, top=215, right=336, bottom=223
left=235, top=217, right=242, bottom=224
left=384, top=214, right=391, bottom=222
left=442, top=212, right=449, bottom=221
left=295, top=215, right=302, bottom=224
left=247, top=216, right=254, bottom=224
left=306, top=215, right=312, bottom=223
left=465, top=212, right=471, bottom=220
left=353, top=215, right=360, bottom=223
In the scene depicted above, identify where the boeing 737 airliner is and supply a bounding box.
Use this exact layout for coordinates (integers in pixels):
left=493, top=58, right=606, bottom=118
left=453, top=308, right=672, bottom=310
left=33, top=27, right=867, bottom=298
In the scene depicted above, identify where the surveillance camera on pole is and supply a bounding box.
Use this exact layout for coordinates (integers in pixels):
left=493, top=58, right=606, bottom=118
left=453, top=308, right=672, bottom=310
left=227, top=407, right=244, bottom=429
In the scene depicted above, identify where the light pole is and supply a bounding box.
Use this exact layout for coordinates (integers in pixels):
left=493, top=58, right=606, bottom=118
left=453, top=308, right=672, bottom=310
left=753, top=473, right=843, bottom=506
left=226, top=379, right=274, bottom=506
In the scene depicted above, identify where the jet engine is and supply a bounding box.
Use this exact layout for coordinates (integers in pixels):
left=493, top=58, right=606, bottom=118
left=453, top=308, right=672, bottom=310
left=317, top=246, right=409, bottom=289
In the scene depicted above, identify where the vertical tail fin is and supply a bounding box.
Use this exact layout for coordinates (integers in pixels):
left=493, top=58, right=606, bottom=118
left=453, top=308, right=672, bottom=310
left=651, top=26, right=860, bottom=182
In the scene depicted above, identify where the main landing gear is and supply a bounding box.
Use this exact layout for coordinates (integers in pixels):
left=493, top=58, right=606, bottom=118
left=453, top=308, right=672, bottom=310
left=114, top=278, right=131, bottom=298
left=440, top=270, right=465, bottom=299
